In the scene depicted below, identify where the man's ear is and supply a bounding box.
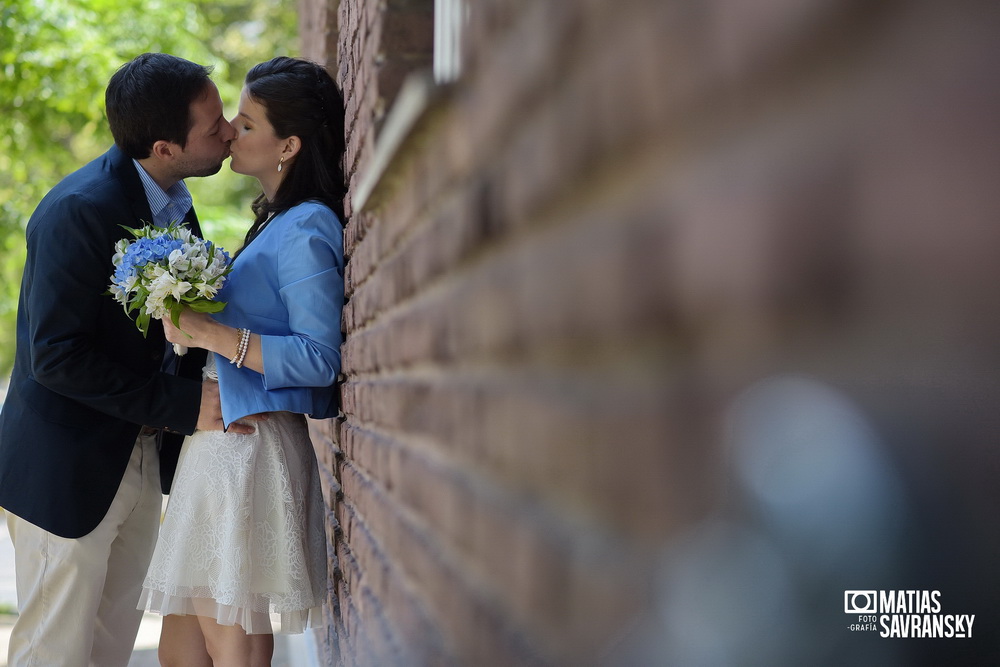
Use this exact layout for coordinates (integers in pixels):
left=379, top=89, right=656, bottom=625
left=150, top=140, right=178, bottom=161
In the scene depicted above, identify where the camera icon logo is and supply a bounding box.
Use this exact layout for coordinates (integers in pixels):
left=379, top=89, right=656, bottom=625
left=844, top=590, right=877, bottom=614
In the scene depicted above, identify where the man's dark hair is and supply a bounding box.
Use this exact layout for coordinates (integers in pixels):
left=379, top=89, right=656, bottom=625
left=105, top=53, right=214, bottom=159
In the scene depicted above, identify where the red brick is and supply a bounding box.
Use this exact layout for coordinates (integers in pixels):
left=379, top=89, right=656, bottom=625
left=309, top=0, right=1000, bottom=664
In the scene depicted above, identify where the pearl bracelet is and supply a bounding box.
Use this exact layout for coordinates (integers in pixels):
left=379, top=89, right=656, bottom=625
left=231, top=327, right=250, bottom=368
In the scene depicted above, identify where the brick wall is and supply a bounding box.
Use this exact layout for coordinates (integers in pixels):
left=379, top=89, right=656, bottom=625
left=302, top=0, right=1000, bottom=664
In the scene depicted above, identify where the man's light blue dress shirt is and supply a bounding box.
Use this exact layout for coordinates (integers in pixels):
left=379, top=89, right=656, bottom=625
left=132, top=159, right=193, bottom=227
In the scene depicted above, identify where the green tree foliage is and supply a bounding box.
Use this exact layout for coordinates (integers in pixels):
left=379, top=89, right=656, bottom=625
left=0, top=0, right=297, bottom=378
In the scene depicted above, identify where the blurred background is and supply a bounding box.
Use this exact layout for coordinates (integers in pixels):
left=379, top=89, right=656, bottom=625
left=0, top=0, right=297, bottom=377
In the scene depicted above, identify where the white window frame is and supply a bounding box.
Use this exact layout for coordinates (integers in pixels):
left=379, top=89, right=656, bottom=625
left=434, top=0, right=466, bottom=83
left=355, top=0, right=467, bottom=211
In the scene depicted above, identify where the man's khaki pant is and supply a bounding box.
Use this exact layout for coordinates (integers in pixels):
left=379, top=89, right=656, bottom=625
left=6, top=433, right=161, bottom=667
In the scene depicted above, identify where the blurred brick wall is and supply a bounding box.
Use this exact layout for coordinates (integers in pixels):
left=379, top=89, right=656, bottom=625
left=301, top=0, right=1000, bottom=664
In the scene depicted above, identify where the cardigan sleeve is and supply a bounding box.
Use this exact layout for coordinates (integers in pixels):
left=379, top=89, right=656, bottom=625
left=258, top=203, right=344, bottom=389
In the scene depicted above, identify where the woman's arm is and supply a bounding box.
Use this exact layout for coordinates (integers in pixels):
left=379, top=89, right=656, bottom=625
left=164, top=204, right=344, bottom=388
left=163, top=312, right=264, bottom=374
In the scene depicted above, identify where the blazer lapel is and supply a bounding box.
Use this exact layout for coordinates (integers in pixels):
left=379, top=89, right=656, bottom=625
left=182, top=206, right=202, bottom=238
left=107, top=145, right=154, bottom=226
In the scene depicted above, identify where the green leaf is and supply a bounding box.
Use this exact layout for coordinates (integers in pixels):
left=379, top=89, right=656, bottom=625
left=187, top=299, right=227, bottom=313
left=169, top=301, right=184, bottom=329
left=135, top=310, right=150, bottom=337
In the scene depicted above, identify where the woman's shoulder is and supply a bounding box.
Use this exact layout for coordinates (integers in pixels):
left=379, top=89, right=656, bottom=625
left=273, top=201, right=343, bottom=245
left=271, top=200, right=344, bottom=258
left=282, top=199, right=342, bottom=225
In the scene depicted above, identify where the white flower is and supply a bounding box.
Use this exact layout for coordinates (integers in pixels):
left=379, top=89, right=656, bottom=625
left=187, top=252, right=208, bottom=275
left=194, top=282, right=217, bottom=298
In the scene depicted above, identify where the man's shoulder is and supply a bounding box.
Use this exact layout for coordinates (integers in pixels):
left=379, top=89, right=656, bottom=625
left=53, top=146, right=133, bottom=197
left=30, top=148, right=137, bottom=222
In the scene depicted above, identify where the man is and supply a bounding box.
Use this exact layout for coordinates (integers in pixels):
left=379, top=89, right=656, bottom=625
left=0, top=53, right=253, bottom=666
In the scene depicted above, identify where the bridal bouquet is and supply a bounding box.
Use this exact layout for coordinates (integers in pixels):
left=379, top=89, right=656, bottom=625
left=108, top=222, right=231, bottom=354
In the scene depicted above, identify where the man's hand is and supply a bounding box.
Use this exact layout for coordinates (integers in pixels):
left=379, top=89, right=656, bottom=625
left=196, top=380, right=265, bottom=434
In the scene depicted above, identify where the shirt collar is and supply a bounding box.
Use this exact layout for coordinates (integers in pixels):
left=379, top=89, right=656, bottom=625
left=132, top=159, right=193, bottom=227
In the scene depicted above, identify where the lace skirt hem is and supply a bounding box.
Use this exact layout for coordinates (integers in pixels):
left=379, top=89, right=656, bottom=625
left=138, top=587, right=324, bottom=635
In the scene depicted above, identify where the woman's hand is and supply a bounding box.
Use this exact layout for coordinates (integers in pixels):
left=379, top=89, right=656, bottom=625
left=162, top=309, right=215, bottom=350
left=161, top=307, right=262, bottom=372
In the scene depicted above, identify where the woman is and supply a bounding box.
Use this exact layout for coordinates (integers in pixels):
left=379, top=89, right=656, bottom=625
left=138, top=57, right=346, bottom=667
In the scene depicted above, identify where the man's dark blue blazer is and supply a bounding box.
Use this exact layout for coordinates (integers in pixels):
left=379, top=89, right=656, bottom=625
left=0, top=145, right=207, bottom=538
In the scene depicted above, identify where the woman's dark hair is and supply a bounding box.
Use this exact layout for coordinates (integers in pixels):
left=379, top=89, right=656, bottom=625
left=106, top=53, right=214, bottom=159
left=240, top=57, right=347, bottom=248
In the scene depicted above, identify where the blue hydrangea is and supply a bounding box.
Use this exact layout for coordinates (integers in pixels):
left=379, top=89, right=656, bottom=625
left=113, top=236, right=183, bottom=284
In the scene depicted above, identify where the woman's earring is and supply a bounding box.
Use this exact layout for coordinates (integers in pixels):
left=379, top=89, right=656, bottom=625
left=277, top=156, right=285, bottom=173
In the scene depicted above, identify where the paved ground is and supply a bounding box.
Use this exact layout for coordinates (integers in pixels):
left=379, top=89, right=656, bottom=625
left=0, top=511, right=321, bottom=667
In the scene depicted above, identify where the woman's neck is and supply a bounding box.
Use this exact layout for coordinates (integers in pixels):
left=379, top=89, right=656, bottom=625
left=259, top=175, right=279, bottom=201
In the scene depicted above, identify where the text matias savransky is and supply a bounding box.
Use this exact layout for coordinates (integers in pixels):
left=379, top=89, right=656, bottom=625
left=844, top=589, right=975, bottom=638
